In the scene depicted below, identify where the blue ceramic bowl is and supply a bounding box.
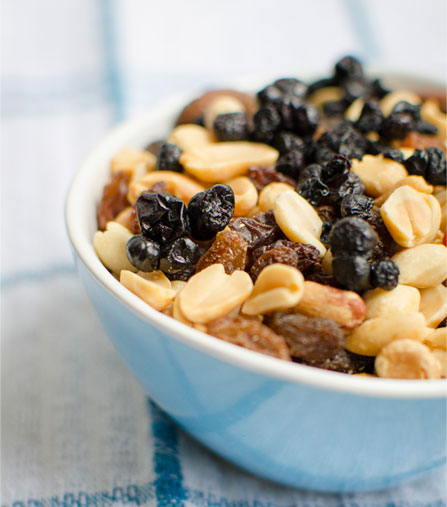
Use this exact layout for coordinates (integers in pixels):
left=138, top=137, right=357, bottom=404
left=66, top=74, right=446, bottom=493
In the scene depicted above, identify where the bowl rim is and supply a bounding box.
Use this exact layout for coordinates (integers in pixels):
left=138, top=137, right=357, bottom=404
left=66, top=70, right=447, bottom=400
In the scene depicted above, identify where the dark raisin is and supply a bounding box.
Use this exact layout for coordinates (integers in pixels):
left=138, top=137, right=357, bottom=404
left=316, top=204, right=340, bottom=223
left=213, top=112, right=249, bottom=142
left=250, top=245, right=299, bottom=281
left=136, top=192, right=190, bottom=243
left=273, top=131, right=306, bottom=155
left=207, top=315, right=291, bottom=360
left=126, top=235, right=161, bottom=272
left=187, top=184, right=235, bottom=241
left=159, top=237, right=200, bottom=281
left=332, top=255, right=371, bottom=292
left=320, top=221, right=333, bottom=245
left=299, top=349, right=375, bottom=374
left=275, top=149, right=306, bottom=180
left=329, top=217, right=378, bottom=257
left=196, top=229, right=248, bottom=274
left=156, top=142, right=183, bottom=172
left=340, top=193, right=374, bottom=220
left=296, top=164, right=329, bottom=206
left=354, top=100, right=384, bottom=133
left=369, top=259, right=399, bottom=290
left=251, top=105, right=281, bottom=144
left=266, top=312, right=345, bottom=363
left=246, top=166, right=295, bottom=192
left=97, top=171, right=131, bottom=230
left=398, top=131, right=447, bottom=152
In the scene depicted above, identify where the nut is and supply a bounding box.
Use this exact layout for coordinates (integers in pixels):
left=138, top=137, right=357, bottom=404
left=374, top=175, right=433, bottom=207
left=424, top=327, right=447, bottom=351
left=274, top=190, right=326, bottom=255
left=309, top=86, right=344, bottom=109
left=321, top=249, right=333, bottom=274
left=242, top=264, right=304, bottom=315
left=363, top=285, right=421, bottom=320
left=180, top=142, right=279, bottom=183
left=431, top=348, right=447, bottom=377
left=351, top=154, right=408, bottom=197
left=434, top=188, right=446, bottom=232
left=380, top=185, right=441, bottom=247
left=345, top=312, right=429, bottom=356
left=258, top=182, right=295, bottom=212
left=168, top=124, right=216, bottom=151
left=178, top=263, right=253, bottom=323
left=204, top=95, right=245, bottom=131
left=114, top=206, right=133, bottom=231
left=419, top=284, right=447, bottom=328
left=93, top=221, right=136, bottom=276
left=120, top=270, right=176, bottom=311
left=375, top=339, right=441, bottom=379
left=392, top=244, right=447, bottom=288
left=421, top=99, right=447, bottom=140
left=294, top=281, right=366, bottom=331
left=111, top=149, right=156, bottom=176
left=345, top=98, right=364, bottom=122
left=380, top=90, right=421, bottom=117
left=226, top=176, right=258, bottom=216
left=127, top=170, right=205, bottom=204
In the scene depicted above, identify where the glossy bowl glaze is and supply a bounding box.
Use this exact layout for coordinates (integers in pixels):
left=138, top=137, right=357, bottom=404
left=66, top=73, right=446, bottom=492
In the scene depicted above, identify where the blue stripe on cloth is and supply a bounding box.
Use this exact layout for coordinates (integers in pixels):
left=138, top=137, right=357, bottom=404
left=149, top=400, right=187, bottom=506
left=99, top=0, right=125, bottom=123
left=1, top=263, right=76, bottom=290
left=342, top=0, right=381, bottom=61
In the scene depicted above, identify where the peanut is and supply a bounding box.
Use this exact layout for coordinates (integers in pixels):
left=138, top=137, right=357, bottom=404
left=294, top=281, right=365, bottom=331
left=168, top=124, right=216, bottom=151
left=363, top=285, right=421, bottom=320
left=120, top=270, right=176, bottom=311
left=380, top=90, right=421, bottom=117
left=309, top=86, right=343, bottom=109
left=93, top=221, right=136, bottom=276
left=127, top=170, right=205, bottom=204
left=352, top=154, right=407, bottom=197
left=421, top=99, right=447, bottom=140
left=345, top=312, right=429, bottom=356
left=180, top=142, right=279, bottom=183
left=434, top=188, right=446, bottom=232
left=374, top=175, right=433, bottom=207
left=204, top=95, right=245, bottom=131
left=226, top=176, right=258, bottom=216
left=380, top=185, right=441, bottom=247
left=114, top=206, right=133, bottom=231
left=375, top=339, right=441, bottom=379
left=419, top=284, right=447, bottom=328
left=242, top=264, right=304, bottom=315
left=345, top=98, right=364, bottom=122
left=424, top=327, right=447, bottom=351
left=431, top=348, right=447, bottom=377
left=258, top=182, right=294, bottom=212
left=111, top=149, right=156, bottom=176
left=178, top=264, right=253, bottom=323
left=392, top=244, right=447, bottom=288
left=274, top=190, right=326, bottom=255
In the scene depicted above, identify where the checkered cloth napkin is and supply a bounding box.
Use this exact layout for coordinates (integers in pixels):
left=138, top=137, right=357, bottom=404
left=2, top=1, right=446, bottom=505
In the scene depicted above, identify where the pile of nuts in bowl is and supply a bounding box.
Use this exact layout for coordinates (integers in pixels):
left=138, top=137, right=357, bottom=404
left=94, top=56, right=447, bottom=380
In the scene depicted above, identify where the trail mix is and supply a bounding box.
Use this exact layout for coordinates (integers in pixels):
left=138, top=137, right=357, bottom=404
left=94, top=56, right=447, bottom=380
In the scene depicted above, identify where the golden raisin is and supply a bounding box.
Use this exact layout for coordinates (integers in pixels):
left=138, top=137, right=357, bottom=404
left=397, top=132, right=446, bottom=153
left=97, top=171, right=131, bottom=230
left=196, top=229, right=248, bottom=274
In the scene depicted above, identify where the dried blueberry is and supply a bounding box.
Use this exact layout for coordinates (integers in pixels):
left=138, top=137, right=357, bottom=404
left=159, top=237, right=200, bottom=281
left=322, top=99, right=350, bottom=116
left=273, top=131, right=306, bottom=155
left=251, top=105, right=281, bottom=144
left=380, top=112, right=413, bottom=140
left=187, top=184, right=235, bottom=241
left=370, top=259, right=399, bottom=290
left=273, top=77, right=308, bottom=97
left=354, top=100, right=384, bottom=133
left=327, top=171, right=365, bottom=204
left=320, top=221, right=333, bottom=245
left=321, top=154, right=351, bottom=181
left=275, top=149, right=306, bottom=180
left=126, top=235, right=161, bottom=272
left=415, top=120, right=438, bottom=135
left=317, top=122, right=367, bottom=161
left=296, top=164, right=329, bottom=206
left=404, top=148, right=447, bottom=185
left=340, top=193, right=374, bottom=220
left=332, top=255, right=371, bottom=292
left=156, top=142, right=183, bottom=172
left=382, top=148, right=404, bottom=164
left=334, top=56, right=364, bottom=83
left=293, top=102, right=320, bottom=136
left=329, top=217, right=378, bottom=257
left=136, top=192, right=190, bottom=243
left=213, top=112, right=249, bottom=142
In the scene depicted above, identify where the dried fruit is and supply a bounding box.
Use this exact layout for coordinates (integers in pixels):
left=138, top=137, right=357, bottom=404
left=246, top=166, right=295, bottom=192
left=275, top=149, right=306, bottom=180
left=156, top=142, right=183, bottom=172
left=369, top=259, right=399, bottom=290
left=207, top=316, right=291, bottom=360
left=126, top=235, right=161, bottom=272
left=297, top=349, right=375, bottom=374
left=251, top=105, right=282, bottom=144
left=404, top=148, right=446, bottom=186
left=316, top=121, right=367, bottom=161
left=340, top=193, right=374, bottom=220
left=159, top=237, right=200, bottom=281
left=213, top=112, right=249, bottom=142
left=97, top=171, right=131, bottom=231
left=329, top=217, right=378, bottom=257
left=296, top=164, right=329, bottom=206
left=266, top=312, right=345, bottom=363
left=332, top=255, right=371, bottom=292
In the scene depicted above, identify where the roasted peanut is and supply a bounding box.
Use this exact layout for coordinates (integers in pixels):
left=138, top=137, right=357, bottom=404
left=294, top=281, right=366, bottom=331
left=111, top=149, right=156, bottom=176
left=226, top=176, right=258, bottom=216
left=419, top=284, right=447, bottom=328
left=374, top=175, right=433, bottom=207
left=421, top=99, right=447, bottom=140
left=242, top=264, right=304, bottom=315
left=431, top=348, right=447, bottom=377
left=120, top=270, right=176, bottom=311
left=114, top=206, right=133, bottom=231
left=363, top=285, right=421, bottom=320
left=380, top=90, right=421, bottom=117
left=434, top=188, right=446, bottom=232
left=309, top=87, right=343, bottom=109
left=424, top=327, right=447, bottom=351
left=274, top=190, right=326, bottom=255
left=345, top=312, right=429, bottom=356
left=168, top=124, right=215, bottom=151
left=93, top=221, right=136, bottom=276
left=127, top=170, right=205, bottom=204
left=375, top=339, right=441, bottom=379
left=352, top=154, right=408, bottom=197
left=380, top=185, right=441, bottom=247
left=258, top=182, right=295, bottom=212
left=345, top=98, right=364, bottom=122
left=178, top=264, right=253, bottom=323
left=204, top=95, right=245, bottom=131
left=321, top=249, right=333, bottom=274
left=180, top=142, right=279, bottom=183
left=392, top=244, right=447, bottom=288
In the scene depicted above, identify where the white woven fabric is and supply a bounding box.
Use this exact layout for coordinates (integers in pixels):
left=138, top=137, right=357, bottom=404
left=1, top=1, right=446, bottom=505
